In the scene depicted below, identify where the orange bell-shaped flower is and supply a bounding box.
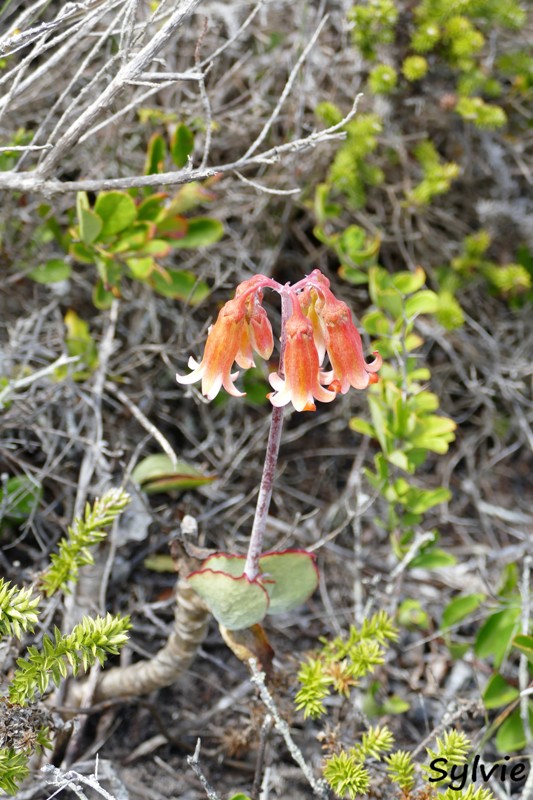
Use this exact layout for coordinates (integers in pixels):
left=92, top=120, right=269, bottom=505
left=268, top=296, right=336, bottom=412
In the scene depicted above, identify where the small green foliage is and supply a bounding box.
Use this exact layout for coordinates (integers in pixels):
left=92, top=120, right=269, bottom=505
left=323, top=752, right=370, bottom=798
left=26, top=133, right=221, bottom=303
left=451, top=229, right=531, bottom=297
left=0, top=580, right=40, bottom=638
left=0, top=749, right=30, bottom=794
left=441, top=592, right=485, bottom=630
left=347, top=266, right=457, bottom=564
left=42, top=488, right=130, bottom=595
left=295, top=612, right=398, bottom=719
left=495, top=704, right=533, bottom=752
left=28, top=259, right=72, bottom=284
left=407, top=140, right=460, bottom=205
left=70, top=181, right=219, bottom=306
left=295, top=658, right=333, bottom=719
left=455, top=96, right=507, bottom=127
left=323, top=725, right=394, bottom=797
left=402, top=55, right=429, bottom=80
left=425, top=730, right=470, bottom=775
left=9, top=612, right=131, bottom=705
left=318, top=112, right=383, bottom=208
left=55, top=309, right=99, bottom=381
left=170, top=123, right=195, bottom=167
left=348, top=0, right=398, bottom=60
left=1, top=493, right=131, bottom=792
left=0, top=476, right=42, bottom=524
left=482, top=672, right=519, bottom=709
left=397, top=598, right=430, bottom=629
left=368, top=64, right=398, bottom=93
left=411, top=20, right=441, bottom=52
left=384, top=749, right=416, bottom=790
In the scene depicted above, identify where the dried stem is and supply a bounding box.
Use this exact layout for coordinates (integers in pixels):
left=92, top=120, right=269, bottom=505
left=69, top=578, right=209, bottom=703
left=187, top=739, right=222, bottom=800
left=249, top=659, right=329, bottom=799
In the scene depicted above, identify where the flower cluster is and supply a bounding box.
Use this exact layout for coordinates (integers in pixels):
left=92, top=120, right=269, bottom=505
left=177, top=270, right=381, bottom=411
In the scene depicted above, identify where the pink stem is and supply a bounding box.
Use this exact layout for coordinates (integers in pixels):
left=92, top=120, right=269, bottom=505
left=243, top=287, right=293, bottom=581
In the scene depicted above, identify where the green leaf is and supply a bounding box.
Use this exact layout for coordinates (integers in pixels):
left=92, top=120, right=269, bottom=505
left=397, top=599, right=430, bottom=628
left=78, top=207, right=103, bottom=245
left=76, top=191, right=90, bottom=216
left=475, top=607, right=521, bottom=667
left=110, top=222, right=153, bottom=253
left=150, top=268, right=210, bottom=304
left=0, top=476, right=42, bottom=523
left=169, top=217, right=223, bottom=249
left=338, top=265, right=369, bottom=285
left=391, top=267, right=426, bottom=294
left=513, top=634, right=533, bottom=665
left=143, top=554, right=175, bottom=572
left=229, top=795, right=252, bottom=800
left=155, top=215, right=188, bottom=239
left=447, top=642, right=470, bottom=659
left=92, top=279, right=115, bottom=309
left=70, top=241, right=95, bottom=264
left=64, top=309, right=98, bottom=371
left=409, top=549, right=457, bottom=569
left=259, top=551, right=319, bottom=614
left=187, top=570, right=269, bottom=630
left=408, top=487, right=451, bottom=514
left=404, top=290, right=440, bottom=317
left=132, top=454, right=214, bottom=493
left=349, top=417, right=376, bottom=437
left=137, top=193, right=167, bottom=222
left=144, top=133, right=167, bottom=175
left=410, top=415, right=457, bottom=452
left=170, top=123, right=194, bottom=168
left=94, top=192, right=137, bottom=238
left=165, top=182, right=217, bottom=215
left=495, top=705, right=533, bottom=753
left=200, top=554, right=245, bottom=577
left=382, top=695, right=410, bottom=714
left=442, top=593, right=485, bottom=629
left=482, top=673, right=520, bottom=710
left=29, top=259, right=72, bottom=284
left=387, top=450, right=410, bottom=471
left=126, top=257, right=155, bottom=280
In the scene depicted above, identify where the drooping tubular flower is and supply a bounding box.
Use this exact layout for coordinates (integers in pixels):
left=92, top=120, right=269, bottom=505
left=176, top=270, right=381, bottom=410
left=268, top=296, right=336, bottom=412
left=300, top=270, right=382, bottom=393
left=176, top=279, right=275, bottom=400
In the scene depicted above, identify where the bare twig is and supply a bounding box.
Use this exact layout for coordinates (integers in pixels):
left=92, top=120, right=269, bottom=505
left=36, top=0, right=204, bottom=178
left=0, top=102, right=357, bottom=194
left=249, top=659, right=329, bottom=799
left=104, top=381, right=179, bottom=469
left=187, top=739, right=222, bottom=800
left=242, top=14, right=329, bottom=160
left=0, top=354, right=80, bottom=409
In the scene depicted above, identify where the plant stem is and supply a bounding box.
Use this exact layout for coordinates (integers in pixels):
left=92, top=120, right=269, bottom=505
left=243, top=404, right=284, bottom=580
left=243, top=287, right=293, bottom=581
